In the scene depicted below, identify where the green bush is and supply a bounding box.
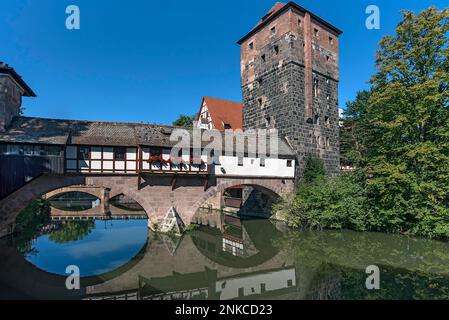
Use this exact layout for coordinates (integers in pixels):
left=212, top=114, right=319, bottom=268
left=303, top=155, right=326, bottom=183
left=275, top=173, right=371, bottom=231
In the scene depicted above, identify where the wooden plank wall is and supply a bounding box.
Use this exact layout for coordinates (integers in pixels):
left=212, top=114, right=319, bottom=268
left=0, top=155, right=64, bottom=200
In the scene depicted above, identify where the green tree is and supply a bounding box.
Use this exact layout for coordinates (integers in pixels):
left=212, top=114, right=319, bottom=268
left=274, top=174, right=369, bottom=231
left=360, top=7, right=449, bottom=238
left=172, top=114, right=197, bottom=128
left=303, top=155, right=326, bottom=183
left=49, top=220, right=95, bottom=243
left=340, top=90, right=372, bottom=168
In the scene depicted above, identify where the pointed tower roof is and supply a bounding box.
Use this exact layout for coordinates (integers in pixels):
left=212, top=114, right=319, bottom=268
left=254, top=2, right=286, bottom=28
left=237, top=1, right=342, bottom=45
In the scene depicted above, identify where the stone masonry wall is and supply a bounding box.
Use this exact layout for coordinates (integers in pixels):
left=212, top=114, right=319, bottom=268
left=240, top=7, right=341, bottom=177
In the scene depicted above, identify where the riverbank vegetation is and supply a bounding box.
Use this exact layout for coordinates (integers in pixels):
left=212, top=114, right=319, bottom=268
left=276, top=7, right=449, bottom=240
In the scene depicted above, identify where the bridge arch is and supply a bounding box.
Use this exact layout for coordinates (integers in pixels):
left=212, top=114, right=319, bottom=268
left=0, top=175, right=294, bottom=237
left=193, top=178, right=294, bottom=219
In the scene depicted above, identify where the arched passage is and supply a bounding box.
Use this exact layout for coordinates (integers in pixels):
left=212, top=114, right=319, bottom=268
left=195, top=181, right=286, bottom=220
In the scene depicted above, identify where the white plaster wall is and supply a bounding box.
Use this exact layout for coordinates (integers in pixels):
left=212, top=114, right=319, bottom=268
left=214, top=156, right=295, bottom=178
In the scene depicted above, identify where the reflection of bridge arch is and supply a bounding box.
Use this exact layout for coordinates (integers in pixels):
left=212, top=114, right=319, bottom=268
left=190, top=218, right=283, bottom=268
left=0, top=237, right=148, bottom=299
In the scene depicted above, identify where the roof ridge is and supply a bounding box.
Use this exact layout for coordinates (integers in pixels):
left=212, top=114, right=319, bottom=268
left=16, top=116, right=188, bottom=130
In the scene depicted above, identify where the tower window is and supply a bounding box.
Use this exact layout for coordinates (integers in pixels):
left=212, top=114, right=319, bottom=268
left=326, top=78, right=330, bottom=84
left=258, top=98, right=263, bottom=107
left=249, top=42, right=254, bottom=50
left=325, top=116, right=330, bottom=125
left=271, top=26, right=276, bottom=35
left=265, top=116, right=271, bottom=127
left=261, top=54, right=266, bottom=62
left=327, top=94, right=330, bottom=100
left=326, top=137, right=330, bottom=147
left=329, top=36, right=334, bottom=45
left=313, top=79, right=319, bottom=98
left=274, top=45, right=279, bottom=55
left=298, top=19, right=302, bottom=27
left=326, top=55, right=330, bottom=62
left=314, top=28, right=319, bottom=37
left=315, top=115, right=320, bottom=125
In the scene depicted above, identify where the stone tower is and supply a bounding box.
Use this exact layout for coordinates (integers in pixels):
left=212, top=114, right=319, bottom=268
left=238, top=2, right=342, bottom=176
left=0, top=62, right=35, bottom=132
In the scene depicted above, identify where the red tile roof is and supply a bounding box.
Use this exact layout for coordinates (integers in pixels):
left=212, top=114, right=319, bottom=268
left=199, top=96, right=243, bottom=131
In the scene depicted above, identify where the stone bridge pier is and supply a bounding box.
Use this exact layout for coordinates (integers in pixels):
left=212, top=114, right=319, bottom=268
left=0, top=174, right=294, bottom=238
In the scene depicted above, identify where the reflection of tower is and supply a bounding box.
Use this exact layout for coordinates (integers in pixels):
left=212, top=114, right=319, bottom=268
left=238, top=2, right=342, bottom=177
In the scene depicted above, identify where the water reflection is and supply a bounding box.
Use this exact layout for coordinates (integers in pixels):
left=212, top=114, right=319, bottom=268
left=2, top=204, right=449, bottom=300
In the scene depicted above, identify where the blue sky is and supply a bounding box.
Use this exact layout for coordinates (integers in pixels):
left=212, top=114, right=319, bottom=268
left=1, top=0, right=447, bottom=124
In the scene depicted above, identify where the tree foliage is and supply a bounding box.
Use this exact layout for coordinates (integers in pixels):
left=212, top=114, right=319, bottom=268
left=303, top=155, right=326, bottom=183
left=172, top=114, right=197, bottom=128
left=360, top=7, right=449, bottom=238
left=278, top=7, right=449, bottom=239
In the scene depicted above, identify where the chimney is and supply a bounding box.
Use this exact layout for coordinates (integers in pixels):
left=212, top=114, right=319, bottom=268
left=0, top=62, right=36, bottom=132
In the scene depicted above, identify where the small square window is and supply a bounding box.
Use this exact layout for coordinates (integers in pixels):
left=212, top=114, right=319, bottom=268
left=114, top=147, right=126, bottom=160
left=271, top=26, right=276, bottom=35
left=78, top=147, right=90, bottom=159
left=287, top=279, right=293, bottom=287
left=287, top=160, right=293, bottom=167
left=249, top=42, right=254, bottom=50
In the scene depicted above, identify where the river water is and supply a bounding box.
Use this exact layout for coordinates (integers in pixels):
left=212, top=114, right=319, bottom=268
left=1, top=196, right=449, bottom=300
